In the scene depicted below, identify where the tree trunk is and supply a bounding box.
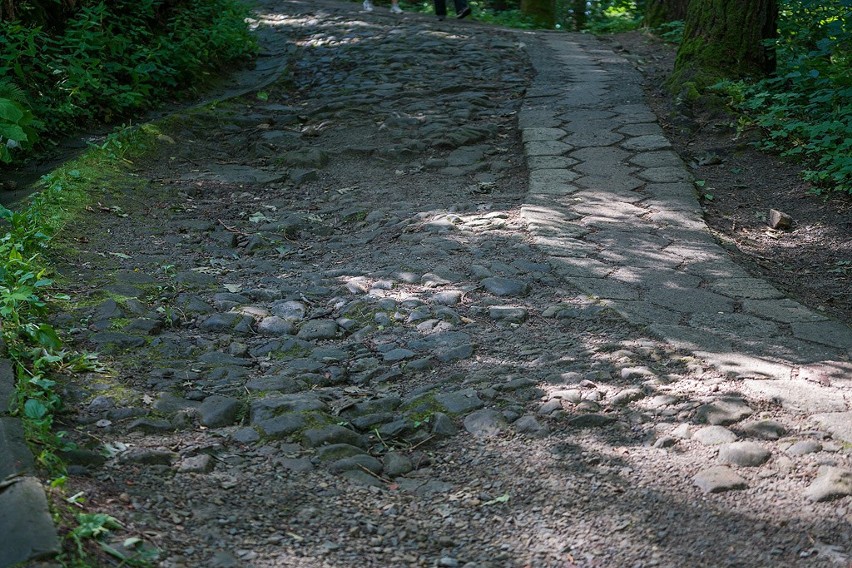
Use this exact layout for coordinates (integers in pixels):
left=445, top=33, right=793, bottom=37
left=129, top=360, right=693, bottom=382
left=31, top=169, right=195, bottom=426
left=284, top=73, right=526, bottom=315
left=670, top=0, right=778, bottom=93
left=644, top=0, right=688, bottom=28
left=570, top=0, right=586, bottom=30
left=520, top=0, right=555, bottom=27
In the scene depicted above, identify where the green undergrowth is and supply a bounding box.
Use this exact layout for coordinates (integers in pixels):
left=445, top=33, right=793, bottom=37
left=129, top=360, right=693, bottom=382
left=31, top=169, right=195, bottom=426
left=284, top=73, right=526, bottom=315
left=0, top=124, right=162, bottom=565
left=703, top=0, right=850, bottom=195
left=0, top=0, right=256, bottom=165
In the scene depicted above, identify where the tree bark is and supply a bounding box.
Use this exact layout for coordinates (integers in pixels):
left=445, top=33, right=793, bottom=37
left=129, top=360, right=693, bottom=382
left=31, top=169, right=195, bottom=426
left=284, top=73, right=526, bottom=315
left=670, top=0, right=778, bottom=93
left=520, top=0, right=555, bottom=27
left=644, top=0, right=688, bottom=28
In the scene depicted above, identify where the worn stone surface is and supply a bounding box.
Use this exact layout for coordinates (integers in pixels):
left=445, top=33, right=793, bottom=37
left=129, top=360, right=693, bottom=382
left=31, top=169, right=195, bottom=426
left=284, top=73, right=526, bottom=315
left=0, top=477, right=61, bottom=566
left=11, top=4, right=852, bottom=567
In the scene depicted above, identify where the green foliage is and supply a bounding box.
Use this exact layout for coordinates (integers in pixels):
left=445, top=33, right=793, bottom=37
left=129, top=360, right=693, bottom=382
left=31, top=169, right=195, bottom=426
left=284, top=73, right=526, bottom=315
left=0, top=125, right=155, bottom=475
left=711, top=0, right=851, bottom=194
left=581, top=2, right=643, bottom=34
left=0, top=79, right=39, bottom=162
left=0, top=0, right=256, bottom=164
left=656, top=19, right=684, bottom=44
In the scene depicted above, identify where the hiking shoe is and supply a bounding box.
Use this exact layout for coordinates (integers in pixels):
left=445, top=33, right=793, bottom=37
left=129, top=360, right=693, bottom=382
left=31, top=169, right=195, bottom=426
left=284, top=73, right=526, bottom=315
left=390, top=4, right=403, bottom=13
left=456, top=6, right=471, bottom=18
left=363, top=0, right=374, bottom=11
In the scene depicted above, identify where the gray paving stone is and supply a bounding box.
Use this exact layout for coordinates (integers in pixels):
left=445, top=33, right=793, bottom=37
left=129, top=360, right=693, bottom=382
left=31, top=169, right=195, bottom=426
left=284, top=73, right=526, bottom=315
left=0, top=477, right=60, bottom=566
left=742, top=379, right=847, bottom=414
left=621, top=135, right=671, bottom=151
left=527, top=155, right=579, bottom=170
left=688, top=312, right=781, bottom=340
left=645, top=286, right=733, bottom=314
left=697, top=353, right=792, bottom=380
left=0, top=417, right=34, bottom=479
left=637, top=166, right=692, bottom=183
left=604, top=300, right=681, bottom=326
left=708, top=278, right=785, bottom=300
left=525, top=140, right=573, bottom=156
left=563, top=129, right=624, bottom=147
left=791, top=320, right=852, bottom=349
left=741, top=298, right=829, bottom=323
left=693, top=425, right=738, bottom=445
left=628, top=150, right=683, bottom=167
left=522, top=127, right=567, bottom=142
left=569, top=277, right=640, bottom=301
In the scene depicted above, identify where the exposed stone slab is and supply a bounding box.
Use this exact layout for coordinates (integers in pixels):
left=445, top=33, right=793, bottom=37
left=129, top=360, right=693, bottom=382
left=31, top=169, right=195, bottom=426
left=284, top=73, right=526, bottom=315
left=0, top=477, right=60, bottom=566
left=0, top=417, right=35, bottom=479
left=743, top=380, right=847, bottom=414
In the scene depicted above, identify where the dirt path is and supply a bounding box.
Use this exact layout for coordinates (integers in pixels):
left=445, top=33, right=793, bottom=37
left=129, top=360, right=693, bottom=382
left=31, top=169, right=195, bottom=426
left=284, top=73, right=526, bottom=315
left=21, top=1, right=852, bottom=566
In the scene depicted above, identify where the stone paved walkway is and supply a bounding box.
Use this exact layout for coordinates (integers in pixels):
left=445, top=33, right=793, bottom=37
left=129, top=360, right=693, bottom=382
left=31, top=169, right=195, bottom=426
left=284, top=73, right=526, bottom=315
left=519, top=32, right=852, bottom=440
left=2, top=2, right=851, bottom=566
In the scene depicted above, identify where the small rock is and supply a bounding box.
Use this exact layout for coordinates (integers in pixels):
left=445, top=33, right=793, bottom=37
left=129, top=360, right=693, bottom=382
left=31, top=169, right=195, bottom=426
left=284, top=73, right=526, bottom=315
left=695, top=397, right=753, bottom=425
left=316, top=443, right=367, bottom=462
left=718, top=442, right=771, bottom=467
left=768, top=208, right=793, bottom=230
left=120, top=449, right=178, bottom=466
left=786, top=440, right=822, bottom=456
left=488, top=306, right=528, bottom=323
left=383, top=452, right=414, bottom=477
left=431, top=413, right=458, bottom=438
left=464, top=409, right=507, bottom=437
left=481, top=277, right=529, bottom=297
left=566, top=413, right=616, bottom=428
left=671, top=423, right=692, bottom=439
left=514, top=415, right=547, bottom=436
left=231, top=428, right=260, bottom=444
left=538, top=399, right=563, bottom=415
left=199, top=395, right=240, bottom=428
left=741, top=420, right=786, bottom=440
left=327, top=454, right=383, bottom=474
left=610, top=388, right=645, bottom=406
left=127, top=418, right=173, bottom=433
left=302, top=425, right=364, bottom=448
left=693, top=425, right=737, bottom=445
left=804, top=467, right=852, bottom=502
left=693, top=466, right=748, bottom=493
left=177, top=454, right=214, bottom=473
left=653, top=436, right=677, bottom=449
left=435, top=389, right=484, bottom=414
left=297, top=319, right=339, bottom=340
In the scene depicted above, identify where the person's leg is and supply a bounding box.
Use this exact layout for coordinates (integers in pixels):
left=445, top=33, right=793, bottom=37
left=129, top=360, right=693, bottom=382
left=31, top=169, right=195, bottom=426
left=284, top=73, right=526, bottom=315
left=391, top=0, right=403, bottom=13
left=453, top=0, right=470, bottom=18
left=434, top=0, right=447, bottom=19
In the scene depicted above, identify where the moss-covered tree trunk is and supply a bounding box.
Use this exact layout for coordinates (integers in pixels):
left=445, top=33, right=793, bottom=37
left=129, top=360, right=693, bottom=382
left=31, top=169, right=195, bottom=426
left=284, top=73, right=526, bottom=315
left=644, top=0, right=688, bottom=28
left=670, top=0, right=778, bottom=93
left=521, top=0, right=555, bottom=27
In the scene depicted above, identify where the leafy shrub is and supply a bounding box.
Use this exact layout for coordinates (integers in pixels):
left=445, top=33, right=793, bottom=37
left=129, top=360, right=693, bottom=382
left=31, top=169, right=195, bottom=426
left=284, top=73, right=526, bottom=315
left=0, top=0, right=256, bottom=164
left=712, top=0, right=851, bottom=194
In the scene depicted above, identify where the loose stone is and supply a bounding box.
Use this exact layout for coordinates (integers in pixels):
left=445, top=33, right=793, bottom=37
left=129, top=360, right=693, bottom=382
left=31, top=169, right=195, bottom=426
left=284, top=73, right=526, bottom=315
left=695, top=398, right=753, bottom=425
left=717, top=442, right=771, bottom=467
left=693, top=466, right=748, bottom=494
left=464, top=409, right=508, bottom=437
left=803, top=467, right=852, bottom=502
left=693, top=425, right=738, bottom=446
left=741, top=420, right=787, bottom=440
left=481, top=277, right=529, bottom=297
left=785, top=440, right=822, bottom=456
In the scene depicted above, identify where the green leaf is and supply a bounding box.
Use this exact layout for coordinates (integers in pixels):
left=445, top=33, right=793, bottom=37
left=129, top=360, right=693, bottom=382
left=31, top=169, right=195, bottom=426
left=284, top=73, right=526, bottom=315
left=33, top=324, right=63, bottom=350
left=24, top=399, right=49, bottom=419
